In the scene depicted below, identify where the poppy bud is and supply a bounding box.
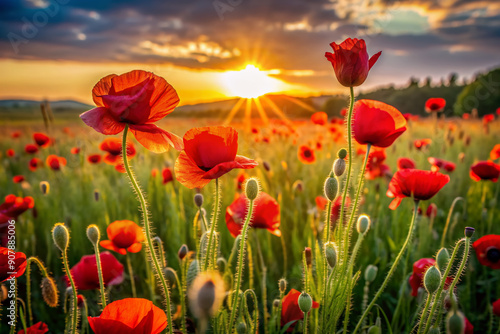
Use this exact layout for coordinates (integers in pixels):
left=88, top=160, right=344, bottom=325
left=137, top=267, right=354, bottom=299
left=292, top=180, right=304, bottom=192
left=41, top=276, right=59, bottom=307
left=279, top=278, right=287, bottom=293
left=465, top=227, right=475, bottom=238
left=245, top=178, right=259, bottom=201
left=52, top=223, right=69, bottom=252
left=236, top=322, right=247, bottom=334
left=164, top=267, right=178, bottom=288
left=194, top=194, right=204, bottom=208
left=304, top=247, right=312, bottom=267
left=77, top=294, right=85, bottom=308
left=86, top=224, right=100, bottom=246
left=338, top=148, right=347, bottom=160
left=273, top=299, right=280, bottom=308
left=324, top=177, right=338, bottom=201
left=40, top=181, right=50, bottom=195
left=333, top=158, right=346, bottom=177
left=263, top=161, right=271, bottom=172
left=216, top=257, right=226, bottom=274
left=446, top=311, right=465, bottom=334
left=424, top=266, right=441, bottom=294
left=364, top=264, right=378, bottom=283
left=367, top=325, right=381, bottom=334
left=187, top=259, right=199, bottom=288
left=94, top=189, right=99, bottom=202
left=188, top=272, right=224, bottom=319
left=356, top=215, right=371, bottom=234
left=324, top=242, right=337, bottom=268
left=178, top=244, right=189, bottom=260
left=436, top=248, right=450, bottom=273
left=298, top=292, right=312, bottom=313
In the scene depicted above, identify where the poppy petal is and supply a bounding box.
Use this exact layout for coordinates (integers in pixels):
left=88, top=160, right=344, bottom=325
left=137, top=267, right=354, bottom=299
left=174, top=150, right=211, bottom=189
left=92, top=74, right=118, bottom=107
left=80, top=107, right=125, bottom=135
left=129, top=124, right=183, bottom=153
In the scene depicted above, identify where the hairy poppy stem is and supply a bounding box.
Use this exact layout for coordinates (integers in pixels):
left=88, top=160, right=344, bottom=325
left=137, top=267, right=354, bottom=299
left=440, top=197, right=464, bottom=248
left=203, top=178, right=220, bottom=272
left=126, top=253, right=137, bottom=298
left=26, top=257, right=49, bottom=326
left=353, top=200, right=420, bottom=334
left=121, top=124, right=173, bottom=334
left=62, top=248, right=78, bottom=334
left=321, top=199, right=333, bottom=326
left=421, top=238, right=465, bottom=334
left=228, top=198, right=255, bottom=333
left=91, top=243, right=107, bottom=309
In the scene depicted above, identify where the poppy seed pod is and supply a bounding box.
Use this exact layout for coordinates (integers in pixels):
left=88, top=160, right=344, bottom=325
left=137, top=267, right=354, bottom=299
left=263, top=161, right=271, bottom=172
left=436, top=248, right=450, bottom=273
left=356, top=215, right=371, bottom=234
left=52, top=223, right=69, bottom=252
left=86, top=224, right=100, bottom=246
left=40, top=181, right=50, bottom=195
left=178, top=244, right=188, bottom=260
left=194, top=194, right=204, bottom=208
left=41, top=276, right=59, bottom=307
left=465, top=226, right=475, bottom=238
left=333, top=158, right=346, bottom=177
left=236, top=322, right=247, bottom=334
left=279, top=278, right=287, bottom=293
left=324, top=242, right=338, bottom=268
left=424, top=266, right=441, bottom=294
left=324, top=177, right=338, bottom=201
left=446, top=311, right=465, bottom=334
left=338, top=148, right=348, bottom=160
left=298, top=292, right=313, bottom=313
left=364, top=264, right=378, bottom=283
left=245, top=178, right=260, bottom=201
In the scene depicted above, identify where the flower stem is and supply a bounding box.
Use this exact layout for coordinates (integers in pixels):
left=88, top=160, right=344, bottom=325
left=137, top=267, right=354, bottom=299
left=62, top=249, right=78, bottom=334
left=304, top=311, right=309, bottom=334
left=92, top=243, right=107, bottom=309
left=321, top=199, right=333, bottom=326
left=203, top=178, right=220, bottom=272
left=122, top=124, right=173, bottom=334
left=353, top=200, right=420, bottom=334
left=126, top=253, right=137, bottom=298
left=228, top=198, right=255, bottom=333
left=440, top=197, right=464, bottom=248
left=417, top=293, right=433, bottom=334
left=26, top=257, right=49, bottom=326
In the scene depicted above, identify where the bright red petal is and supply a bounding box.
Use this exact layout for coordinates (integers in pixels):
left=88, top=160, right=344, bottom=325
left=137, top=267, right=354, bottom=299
left=80, top=107, right=125, bottom=135
left=129, top=124, right=183, bottom=153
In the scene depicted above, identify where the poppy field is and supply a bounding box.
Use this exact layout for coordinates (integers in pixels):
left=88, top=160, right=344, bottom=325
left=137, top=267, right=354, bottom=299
left=1, top=38, right=500, bottom=334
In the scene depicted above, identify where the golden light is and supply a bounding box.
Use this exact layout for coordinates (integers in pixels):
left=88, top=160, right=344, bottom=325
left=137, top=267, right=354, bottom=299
left=220, top=64, right=283, bottom=99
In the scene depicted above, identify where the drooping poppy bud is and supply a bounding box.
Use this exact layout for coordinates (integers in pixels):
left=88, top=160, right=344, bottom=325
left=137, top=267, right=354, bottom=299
left=52, top=223, right=69, bottom=252
left=356, top=215, right=370, bottom=234
left=298, top=292, right=313, bottom=313
left=423, top=265, right=441, bottom=294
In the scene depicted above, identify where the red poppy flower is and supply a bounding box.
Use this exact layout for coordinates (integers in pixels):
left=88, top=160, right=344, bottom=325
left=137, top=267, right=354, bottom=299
left=33, top=133, right=50, bottom=147
left=315, top=196, right=351, bottom=227
left=24, top=144, right=39, bottom=154
left=483, top=114, right=495, bottom=124
left=17, top=321, right=49, bottom=334
left=353, top=100, right=407, bottom=148
left=12, top=175, right=25, bottom=183
left=88, top=298, right=167, bottom=334
left=0, top=247, right=27, bottom=282
left=473, top=235, right=500, bottom=269
left=46, top=155, right=67, bottom=171
left=11, top=131, right=21, bottom=139
left=80, top=70, right=183, bottom=153
left=408, top=258, right=451, bottom=297
left=414, top=139, right=432, bottom=150
left=470, top=161, right=500, bottom=182
left=325, top=38, right=381, bottom=87
left=226, top=192, right=281, bottom=237
left=428, top=157, right=456, bottom=173
left=281, top=289, right=319, bottom=331
left=425, top=98, right=446, bottom=113
left=0, top=195, right=35, bottom=227
left=493, top=299, right=500, bottom=317
left=251, top=127, right=259, bottom=134
left=397, top=157, right=416, bottom=170
left=365, top=149, right=391, bottom=180
left=99, top=138, right=136, bottom=165
left=162, top=167, right=174, bottom=184
left=29, top=158, right=43, bottom=172
left=174, top=126, right=257, bottom=189
left=151, top=168, right=159, bottom=178
left=236, top=171, right=249, bottom=191
left=462, top=113, right=470, bottom=120
left=87, top=154, right=102, bottom=164
left=65, top=252, right=124, bottom=290
left=298, top=145, right=316, bottom=164
left=311, top=111, right=328, bottom=125
left=386, top=169, right=450, bottom=210
left=426, top=203, right=437, bottom=218
left=491, top=145, right=500, bottom=160
left=100, top=220, right=144, bottom=255
left=6, top=149, right=15, bottom=157
left=70, top=147, right=80, bottom=154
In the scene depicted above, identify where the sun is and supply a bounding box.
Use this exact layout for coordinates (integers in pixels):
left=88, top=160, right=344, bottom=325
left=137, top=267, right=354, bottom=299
left=221, top=64, right=283, bottom=99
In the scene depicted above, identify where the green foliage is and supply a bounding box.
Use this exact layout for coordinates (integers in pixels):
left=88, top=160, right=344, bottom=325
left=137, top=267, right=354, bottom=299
left=454, top=68, right=500, bottom=116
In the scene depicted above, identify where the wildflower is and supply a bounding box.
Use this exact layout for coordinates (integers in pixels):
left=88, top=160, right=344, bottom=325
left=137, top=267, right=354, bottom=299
left=0, top=247, right=27, bottom=282
left=281, top=289, right=319, bottom=331
left=483, top=114, right=495, bottom=124
left=0, top=195, right=35, bottom=226
left=311, top=111, right=328, bottom=125
left=298, top=145, right=316, bottom=164
left=325, top=38, right=381, bottom=87
left=24, top=144, right=39, bottom=154
left=365, top=149, right=391, bottom=180
left=100, top=220, right=145, bottom=255
left=87, top=154, right=102, bottom=164
left=225, top=191, right=281, bottom=237
left=33, top=133, right=50, bottom=147
left=425, top=98, right=446, bottom=113
left=6, top=149, right=15, bottom=157
left=386, top=169, right=450, bottom=210
left=414, top=139, right=432, bottom=150
left=12, top=175, right=25, bottom=183
left=88, top=298, right=167, bottom=334
left=397, top=157, right=416, bottom=170
left=174, top=126, right=257, bottom=189
left=162, top=167, right=174, bottom=184
left=315, top=195, right=351, bottom=226
left=65, top=252, right=124, bottom=290
left=29, top=158, right=43, bottom=172
left=409, top=258, right=451, bottom=297
left=17, top=321, right=49, bottom=334
left=428, top=157, right=456, bottom=173
left=80, top=70, right=183, bottom=153
left=46, top=155, right=67, bottom=171
left=473, top=235, right=500, bottom=269
left=490, top=144, right=500, bottom=160
left=70, top=147, right=80, bottom=154
left=353, top=100, right=407, bottom=148
left=470, top=161, right=500, bottom=182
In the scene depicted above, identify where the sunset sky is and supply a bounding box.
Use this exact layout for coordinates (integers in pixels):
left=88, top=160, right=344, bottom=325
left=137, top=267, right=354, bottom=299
left=1, top=0, right=499, bottom=105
